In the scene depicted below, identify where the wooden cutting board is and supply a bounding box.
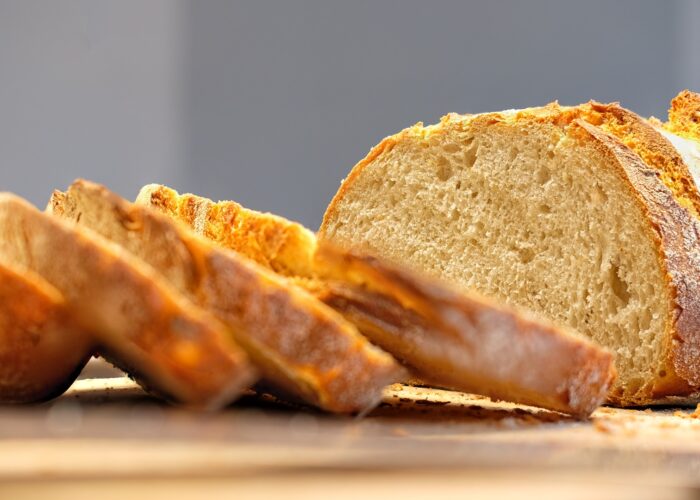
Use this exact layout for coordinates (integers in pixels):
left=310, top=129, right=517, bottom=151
left=1, top=371, right=700, bottom=499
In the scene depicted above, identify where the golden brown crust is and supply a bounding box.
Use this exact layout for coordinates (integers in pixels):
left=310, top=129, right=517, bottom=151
left=665, top=90, right=700, bottom=140
left=1, top=194, right=255, bottom=409
left=320, top=105, right=700, bottom=406
left=56, top=180, right=402, bottom=413
left=0, top=264, right=93, bottom=403
left=137, top=185, right=317, bottom=278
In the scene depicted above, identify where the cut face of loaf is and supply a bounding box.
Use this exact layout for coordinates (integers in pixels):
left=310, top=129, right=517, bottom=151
left=0, top=263, right=93, bottom=403
left=320, top=105, right=700, bottom=406
left=0, top=194, right=254, bottom=408
left=136, top=184, right=616, bottom=417
left=51, top=180, right=402, bottom=414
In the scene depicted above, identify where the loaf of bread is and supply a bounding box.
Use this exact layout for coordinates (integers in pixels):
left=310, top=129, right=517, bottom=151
left=4, top=92, right=699, bottom=418
left=50, top=180, right=403, bottom=414
left=0, top=194, right=255, bottom=408
left=320, top=102, right=700, bottom=406
left=136, top=184, right=616, bottom=417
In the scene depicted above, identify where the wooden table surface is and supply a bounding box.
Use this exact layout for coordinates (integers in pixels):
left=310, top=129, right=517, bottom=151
left=2, top=361, right=700, bottom=499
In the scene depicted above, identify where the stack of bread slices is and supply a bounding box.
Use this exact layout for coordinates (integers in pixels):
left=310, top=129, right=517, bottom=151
left=3, top=91, right=698, bottom=419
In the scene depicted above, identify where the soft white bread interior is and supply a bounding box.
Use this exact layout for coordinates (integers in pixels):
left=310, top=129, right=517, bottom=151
left=320, top=105, right=700, bottom=406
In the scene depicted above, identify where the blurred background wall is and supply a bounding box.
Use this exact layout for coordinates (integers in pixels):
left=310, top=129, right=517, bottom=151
left=0, top=0, right=698, bottom=228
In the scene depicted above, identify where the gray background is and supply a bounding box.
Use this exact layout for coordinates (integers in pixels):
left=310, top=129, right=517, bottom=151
left=1, top=0, right=698, bottom=228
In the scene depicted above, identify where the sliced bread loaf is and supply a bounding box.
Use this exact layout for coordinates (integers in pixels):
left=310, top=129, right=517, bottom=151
left=136, top=184, right=317, bottom=278
left=320, top=105, right=700, bottom=406
left=50, top=180, right=402, bottom=414
left=0, top=263, right=93, bottom=403
left=0, top=194, right=254, bottom=408
left=136, top=184, right=616, bottom=417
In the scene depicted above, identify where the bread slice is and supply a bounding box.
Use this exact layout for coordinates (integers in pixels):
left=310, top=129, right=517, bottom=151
left=0, top=194, right=254, bottom=408
left=50, top=180, right=402, bottom=414
left=0, top=263, right=93, bottom=403
left=313, top=244, right=615, bottom=416
left=136, top=184, right=616, bottom=417
left=320, top=104, right=700, bottom=406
